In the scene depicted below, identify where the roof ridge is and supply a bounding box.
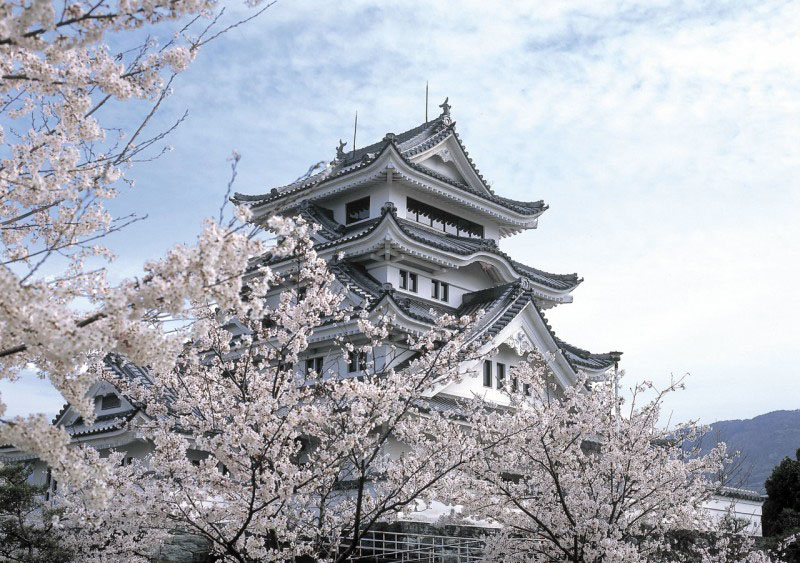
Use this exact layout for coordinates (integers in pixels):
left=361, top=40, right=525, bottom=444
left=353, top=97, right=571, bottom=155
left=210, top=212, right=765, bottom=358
left=340, top=117, right=443, bottom=166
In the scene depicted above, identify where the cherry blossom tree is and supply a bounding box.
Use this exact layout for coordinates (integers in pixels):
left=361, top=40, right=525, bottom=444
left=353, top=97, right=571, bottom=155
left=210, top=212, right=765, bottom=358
left=25, top=215, right=779, bottom=562
left=0, top=0, right=272, bottom=494
left=0, top=4, right=783, bottom=562
left=450, top=363, right=773, bottom=562
left=46, top=216, right=487, bottom=562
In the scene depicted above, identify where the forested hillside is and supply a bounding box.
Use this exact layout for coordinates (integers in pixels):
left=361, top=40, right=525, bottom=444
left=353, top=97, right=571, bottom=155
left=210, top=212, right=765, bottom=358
left=702, top=410, right=800, bottom=493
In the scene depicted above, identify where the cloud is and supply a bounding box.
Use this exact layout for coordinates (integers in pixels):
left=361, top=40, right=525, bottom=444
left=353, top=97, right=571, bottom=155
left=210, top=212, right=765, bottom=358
left=6, top=1, right=797, bottom=423
left=0, top=371, right=65, bottom=421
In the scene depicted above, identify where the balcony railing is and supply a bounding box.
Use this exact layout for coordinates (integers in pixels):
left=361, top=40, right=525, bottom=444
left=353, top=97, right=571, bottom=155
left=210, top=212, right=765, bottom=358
left=344, top=529, right=485, bottom=562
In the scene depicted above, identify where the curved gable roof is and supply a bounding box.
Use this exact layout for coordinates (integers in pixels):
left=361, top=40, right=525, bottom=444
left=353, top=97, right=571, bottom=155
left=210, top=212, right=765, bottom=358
left=268, top=204, right=580, bottom=294
left=233, top=114, right=545, bottom=218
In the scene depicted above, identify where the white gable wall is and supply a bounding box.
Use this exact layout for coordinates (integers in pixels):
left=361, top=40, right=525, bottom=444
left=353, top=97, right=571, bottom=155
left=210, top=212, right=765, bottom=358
left=416, top=154, right=464, bottom=184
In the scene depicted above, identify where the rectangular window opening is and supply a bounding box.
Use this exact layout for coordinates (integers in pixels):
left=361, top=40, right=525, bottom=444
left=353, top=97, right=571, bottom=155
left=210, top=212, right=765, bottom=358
left=431, top=280, right=450, bottom=302
left=305, top=357, right=324, bottom=374
left=348, top=350, right=367, bottom=373
left=496, top=363, right=506, bottom=390
left=100, top=394, right=121, bottom=410
left=407, top=198, right=484, bottom=238
left=399, top=270, right=418, bottom=293
left=346, top=196, right=370, bottom=224
left=483, top=360, right=492, bottom=388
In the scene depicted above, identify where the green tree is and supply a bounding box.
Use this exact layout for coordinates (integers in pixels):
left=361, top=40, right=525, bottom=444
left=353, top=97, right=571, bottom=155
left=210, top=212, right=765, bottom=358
left=0, top=463, right=73, bottom=562
left=763, top=449, right=800, bottom=538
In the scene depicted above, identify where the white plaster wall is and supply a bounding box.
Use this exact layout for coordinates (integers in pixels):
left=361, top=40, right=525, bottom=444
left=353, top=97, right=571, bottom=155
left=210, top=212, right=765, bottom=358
left=29, top=438, right=154, bottom=487
left=436, top=263, right=494, bottom=306
left=384, top=434, right=413, bottom=459
left=394, top=182, right=500, bottom=241
left=311, top=175, right=504, bottom=241
left=369, top=184, right=391, bottom=218
left=366, top=263, right=390, bottom=284
left=325, top=187, right=373, bottom=225
left=386, top=262, right=493, bottom=308
left=704, top=496, right=763, bottom=536
left=416, top=155, right=462, bottom=183
left=108, top=440, right=153, bottom=467
left=440, top=344, right=527, bottom=404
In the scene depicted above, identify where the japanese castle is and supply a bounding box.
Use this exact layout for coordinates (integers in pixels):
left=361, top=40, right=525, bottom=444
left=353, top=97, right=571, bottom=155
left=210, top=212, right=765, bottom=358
left=3, top=100, right=622, bottom=513
left=232, top=98, right=621, bottom=398
left=2, top=102, right=766, bottom=558
left=2, top=101, right=620, bottom=470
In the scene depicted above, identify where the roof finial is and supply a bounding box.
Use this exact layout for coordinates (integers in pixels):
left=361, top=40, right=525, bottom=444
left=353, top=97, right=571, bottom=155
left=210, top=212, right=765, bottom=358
left=439, top=96, right=451, bottom=117
left=336, top=139, right=347, bottom=160
left=425, top=81, right=429, bottom=123
left=352, top=111, right=358, bottom=154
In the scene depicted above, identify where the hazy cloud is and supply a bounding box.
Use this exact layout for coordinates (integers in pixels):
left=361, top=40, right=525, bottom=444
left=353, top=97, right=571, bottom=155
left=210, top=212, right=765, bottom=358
left=4, top=0, right=798, bottom=423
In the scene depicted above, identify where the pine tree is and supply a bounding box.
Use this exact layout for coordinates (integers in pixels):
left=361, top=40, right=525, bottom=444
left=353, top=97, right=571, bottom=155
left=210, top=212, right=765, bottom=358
left=0, top=463, right=73, bottom=562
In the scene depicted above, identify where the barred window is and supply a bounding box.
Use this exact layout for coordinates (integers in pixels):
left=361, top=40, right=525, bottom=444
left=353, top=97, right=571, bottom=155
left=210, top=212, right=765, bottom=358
left=100, top=394, right=121, bottom=410
left=305, top=357, right=324, bottom=374
left=348, top=350, right=367, bottom=373
left=346, top=197, right=370, bottom=224
left=483, top=360, right=492, bottom=388
left=399, top=270, right=418, bottom=293
left=432, top=280, right=449, bottom=302
left=406, top=198, right=484, bottom=238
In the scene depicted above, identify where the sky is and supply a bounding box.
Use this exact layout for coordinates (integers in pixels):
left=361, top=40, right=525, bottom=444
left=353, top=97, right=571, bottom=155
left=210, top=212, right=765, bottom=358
left=3, top=0, right=799, bottom=424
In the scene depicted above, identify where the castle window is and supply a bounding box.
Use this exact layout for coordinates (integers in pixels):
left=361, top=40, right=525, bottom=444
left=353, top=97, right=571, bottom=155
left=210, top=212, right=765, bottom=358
left=399, top=270, right=417, bottom=293
left=406, top=198, right=484, bottom=238
left=100, top=394, right=121, bottom=410
left=346, top=196, right=370, bottom=224
left=348, top=350, right=367, bottom=373
left=483, top=360, right=492, bottom=388
left=496, top=363, right=506, bottom=390
left=432, top=280, right=449, bottom=302
left=45, top=469, right=55, bottom=500
left=305, top=356, right=324, bottom=374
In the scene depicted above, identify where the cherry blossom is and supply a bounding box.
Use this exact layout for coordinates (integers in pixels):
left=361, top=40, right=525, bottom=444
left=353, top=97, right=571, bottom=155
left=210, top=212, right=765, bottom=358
left=0, top=0, right=273, bottom=491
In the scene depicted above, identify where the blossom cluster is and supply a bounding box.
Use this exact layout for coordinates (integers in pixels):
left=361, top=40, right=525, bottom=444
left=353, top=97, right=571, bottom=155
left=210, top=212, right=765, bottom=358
left=0, top=0, right=269, bottom=492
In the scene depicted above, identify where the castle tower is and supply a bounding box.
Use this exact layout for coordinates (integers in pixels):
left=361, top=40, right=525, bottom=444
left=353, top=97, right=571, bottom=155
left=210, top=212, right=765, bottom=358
left=233, top=101, right=620, bottom=399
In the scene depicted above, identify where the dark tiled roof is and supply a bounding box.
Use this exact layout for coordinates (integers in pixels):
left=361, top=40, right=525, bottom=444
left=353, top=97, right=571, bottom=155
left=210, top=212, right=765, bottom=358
left=341, top=119, right=441, bottom=166
left=396, top=219, right=497, bottom=255
left=390, top=294, right=454, bottom=324
left=326, top=262, right=616, bottom=373
left=64, top=409, right=137, bottom=438
left=457, top=281, right=620, bottom=373
left=329, top=261, right=383, bottom=302
left=716, top=486, right=765, bottom=502
left=509, top=260, right=581, bottom=291
left=51, top=402, right=71, bottom=425
left=232, top=113, right=544, bottom=217
left=296, top=201, right=344, bottom=240
left=555, top=339, right=621, bottom=371
left=405, top=160, right=545, bottom=215
left=285, top=206, right=580, bottom=292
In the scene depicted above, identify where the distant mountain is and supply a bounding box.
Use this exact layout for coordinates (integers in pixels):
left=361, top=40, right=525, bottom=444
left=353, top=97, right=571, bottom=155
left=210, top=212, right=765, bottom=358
left=699, top=410, right=800, bottom=494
